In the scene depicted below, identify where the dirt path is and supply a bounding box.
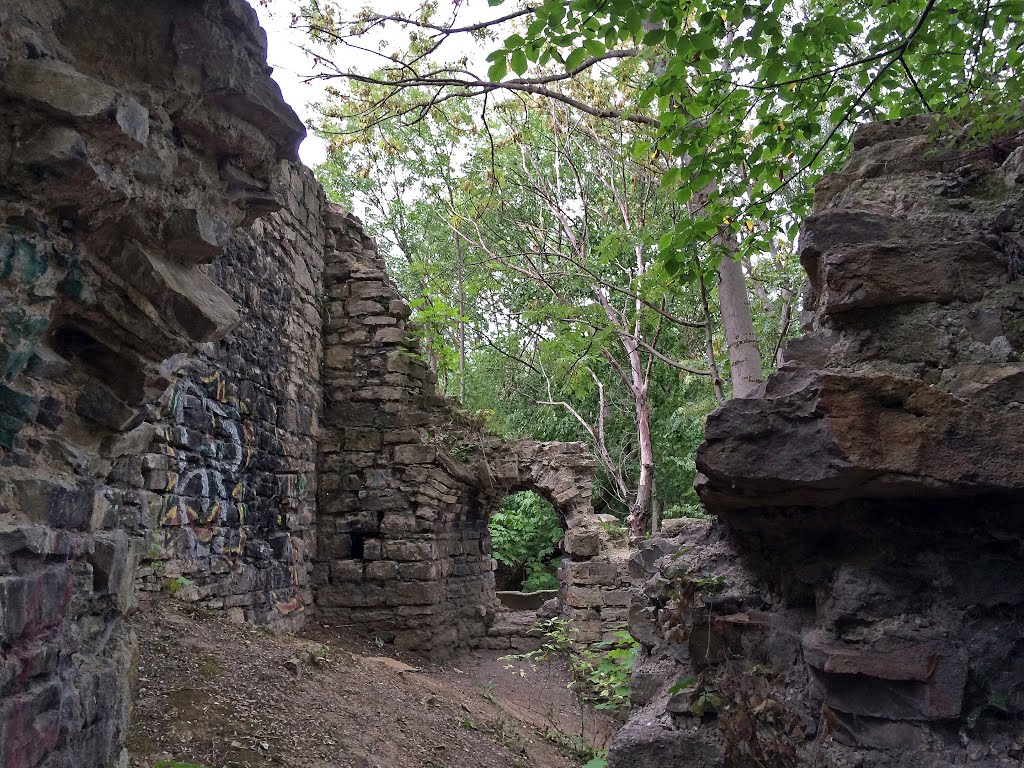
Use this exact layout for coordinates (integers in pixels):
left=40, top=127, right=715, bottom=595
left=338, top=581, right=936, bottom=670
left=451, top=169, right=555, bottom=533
left=127, top=596, right=613, bottom=768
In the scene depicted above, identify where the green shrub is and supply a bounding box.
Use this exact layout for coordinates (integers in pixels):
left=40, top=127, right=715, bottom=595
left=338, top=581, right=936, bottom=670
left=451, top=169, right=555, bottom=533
left=489, top=491, right=564, bottom=592
left=521, top=565, right=559, bottom=592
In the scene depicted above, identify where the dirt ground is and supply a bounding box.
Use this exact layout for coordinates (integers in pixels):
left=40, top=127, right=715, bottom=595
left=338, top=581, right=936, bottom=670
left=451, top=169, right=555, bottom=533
left=127, top=595, right=616, bottom=768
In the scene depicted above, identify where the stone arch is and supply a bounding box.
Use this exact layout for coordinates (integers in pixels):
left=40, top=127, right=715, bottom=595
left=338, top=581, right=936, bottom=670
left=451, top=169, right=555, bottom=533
left=459, top=439, right=634, bottom=645
left=471, top=439, right=604, bottom=560
left=311, top=210, right=633, bottom=654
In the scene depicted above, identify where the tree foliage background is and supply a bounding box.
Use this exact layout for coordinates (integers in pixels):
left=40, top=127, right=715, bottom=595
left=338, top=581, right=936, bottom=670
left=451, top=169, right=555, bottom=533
left=288, top=0, right=1023, bottom=558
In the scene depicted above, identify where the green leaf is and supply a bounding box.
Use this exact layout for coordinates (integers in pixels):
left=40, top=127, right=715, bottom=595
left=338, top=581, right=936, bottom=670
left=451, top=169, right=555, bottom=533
left=510, top=49, right=528, bottom=76
left=625, top=9, right=643, bottom=36
left=564, top=47, right=589, bottom=70
left=691, top=31, right=715, bottom=51
left=504, top=33, right=525, bottom=49
left=487, top=58, right=508, bottom=82
left=642, top=28, right=666, bottom=45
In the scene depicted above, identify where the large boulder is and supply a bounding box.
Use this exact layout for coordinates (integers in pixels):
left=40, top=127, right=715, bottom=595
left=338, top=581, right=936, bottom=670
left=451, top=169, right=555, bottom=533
left=611, top=118, right=1024, bottom=768
left=698, top=116, right=1024, bottom=512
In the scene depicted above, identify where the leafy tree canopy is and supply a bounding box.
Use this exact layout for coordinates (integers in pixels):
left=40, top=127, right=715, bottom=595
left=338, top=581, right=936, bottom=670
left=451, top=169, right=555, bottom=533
left=298, top=0, right=1024, bottom=275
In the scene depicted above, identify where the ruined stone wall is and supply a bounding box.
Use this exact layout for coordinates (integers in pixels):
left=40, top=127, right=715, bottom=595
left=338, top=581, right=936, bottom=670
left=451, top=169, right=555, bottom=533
left=609, top=118, right=1024, bottom=768
left=314, top=211, right=508, bottom=654
left=314, top=212, right=615, bottom=654
left=0, top=1, right=305, bottom=766
left=558, top=534, right=633, bottom=642
left=131, top=163, right=324, bottom=629
left=481, top=535, right=633, bottom=652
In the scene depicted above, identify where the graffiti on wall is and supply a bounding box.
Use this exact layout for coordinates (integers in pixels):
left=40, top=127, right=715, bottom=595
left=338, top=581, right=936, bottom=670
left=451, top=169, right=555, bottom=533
left=158, top=370, right=256, bottom=552
left=142, top=365, right=313, bottom=620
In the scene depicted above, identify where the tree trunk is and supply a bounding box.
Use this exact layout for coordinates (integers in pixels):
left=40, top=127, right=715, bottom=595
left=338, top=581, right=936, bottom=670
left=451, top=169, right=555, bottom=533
left=630, top=382, right=654, bottom=540
left=698, top=267, right=726, bottom=402
left=456, top=235, right=466, bottom=402
left=717, top=254, right=762, bottom=398
left=650, top=477, right=660, bottom=536
left=689, top=180, right=762, bottom=399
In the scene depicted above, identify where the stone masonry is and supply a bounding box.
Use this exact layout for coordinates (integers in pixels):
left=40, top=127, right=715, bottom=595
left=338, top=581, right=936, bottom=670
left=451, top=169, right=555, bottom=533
left=314, top=209, right=624, bottom=654
left=0, top=4, right=614, bottom=766
left=7, top=3, right=1024, bottom=766
left=15, top=4, right=1024, bottom=768
left=130, top=163, right=325, bottom=631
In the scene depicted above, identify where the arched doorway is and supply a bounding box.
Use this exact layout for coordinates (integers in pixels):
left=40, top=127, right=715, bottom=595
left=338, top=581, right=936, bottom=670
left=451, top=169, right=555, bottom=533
left=489, top=490, right=565, bottom=594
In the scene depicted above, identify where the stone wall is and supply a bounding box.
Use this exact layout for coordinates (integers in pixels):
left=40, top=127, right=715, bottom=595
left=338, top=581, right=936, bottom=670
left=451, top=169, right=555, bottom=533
left=0, top=1, right=305, bottom=767
left=131, top=162, right=324, bottom=630
left=609, top=118, right=1024, bottom=768
left=313, top=210, right=616, bottom=654
left=480, top=535, right=633, bottom=652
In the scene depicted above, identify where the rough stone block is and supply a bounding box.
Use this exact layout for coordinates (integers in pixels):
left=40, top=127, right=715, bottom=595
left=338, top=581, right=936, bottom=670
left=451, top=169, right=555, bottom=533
left=804, top=633, right=967, bottom=721
left=565, top=528, right=601, bottom=557
left=398, top=561, right=441, bottom=580
left=0, top=575, right=29, bottom=645
left=365, top=561, right=399, bottom=581
left=329, top=560, right=363, bottom=582
left=346, top=299, right=385, bottom=316
left=345, top=429, right=383, bottom=452
left=601, top=589, right=631, bottom=607
left=163, top=208, right=230, bottom=265
left=12, top=478, right=94, bottom=531
left=328, top=583, right=386, bottom=607
left=5, top=59, right=117, bottom=117
left=385, top=540, right=437, bottom=562
left=393, top=444, right=435, bottom=464
left=380, top=514, right=421, bottom=533
left=564, top=587, right=603, bottom=609
left=385, top=581, right=442, bottom=606
left=353, top=386, right=404, bottom=402
left=111, top=241, right=240, bottom=343
left=564, top=558, right=620, bottom=587
left=350, top=281, right=394, bottom=300
left=372, top=328, right=406, bottom=344
left=325, top=346, right=353, bottom=369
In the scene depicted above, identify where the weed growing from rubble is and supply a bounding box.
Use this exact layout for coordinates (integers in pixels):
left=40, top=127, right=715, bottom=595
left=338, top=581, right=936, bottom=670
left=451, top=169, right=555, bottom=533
left=501, top=618, right=634, bottom=762
left=503, top=618, right=637, bottom=713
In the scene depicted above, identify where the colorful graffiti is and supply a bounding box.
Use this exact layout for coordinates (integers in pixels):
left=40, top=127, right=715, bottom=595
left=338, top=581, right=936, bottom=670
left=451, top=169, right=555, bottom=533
left=159, top=376, right=256, bottom=534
